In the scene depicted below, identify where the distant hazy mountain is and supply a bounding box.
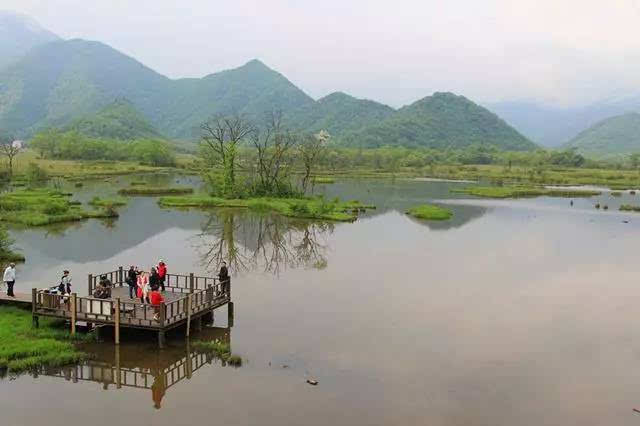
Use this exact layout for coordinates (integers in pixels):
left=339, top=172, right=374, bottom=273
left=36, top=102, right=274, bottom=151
left=66, top=98, right=164, bottom=139
left=287, top=91, right=394, bottom=137
left=0, top=11, right=59, bottom=70
left=564, top=112, right=640, bottom=157
left=487, top=96, right=640, bottom=147
left=342, top=92, right=536, bottom=150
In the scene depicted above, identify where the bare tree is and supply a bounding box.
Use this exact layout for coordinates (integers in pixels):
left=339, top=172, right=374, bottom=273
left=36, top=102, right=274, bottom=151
left=0, top=131, right=20, bottom=178
left=200, top=115, right=254, bottom=197
left=298, top=130, right=330, bottom=194
left=250, top=111, right=298, bottom=196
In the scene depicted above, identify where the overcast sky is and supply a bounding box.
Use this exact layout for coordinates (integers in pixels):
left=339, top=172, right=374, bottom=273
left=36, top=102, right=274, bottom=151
left=4, top=0, right=640, bottom=108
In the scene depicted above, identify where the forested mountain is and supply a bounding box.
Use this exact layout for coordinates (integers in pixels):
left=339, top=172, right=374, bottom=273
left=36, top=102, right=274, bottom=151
left=287, top=92, right=394, bottom=137
left=65, top=98, right=164, bottom=139
left=0, top=36, right=533, bottom=150
left=487, top=95, right=640, bottom=147
left=0, top=40, right=313, bottom=139
left=0, top=11, right=59, bottom=70
left=342, top=93, right=536, bottom=150
left=564, top=112, right=640, bottom=157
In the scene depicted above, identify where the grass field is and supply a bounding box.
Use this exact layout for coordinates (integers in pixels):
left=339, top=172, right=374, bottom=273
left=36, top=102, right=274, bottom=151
left=118, top=186, right=194, bottom=196
left=451, top=186, right=602, bottom=199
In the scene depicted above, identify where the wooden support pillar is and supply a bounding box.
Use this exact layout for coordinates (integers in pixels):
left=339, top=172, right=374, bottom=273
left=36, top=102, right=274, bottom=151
left=186, top=294, right=192, bottom=337
left=228, top=302, right=234, bottom=328
left=31, top=288, right=39, bottom=328
left=95, top=325, right=102, bottom=342
left=158, top=330, right=166, bottom=349
left=115, top=345, right=121, bottom=389
left=189, top=273, right=195, bottom=293
left=194, top=316, right=202, bottom=333
left=114, top=298, right=120, bottom=345
left=70, top=293, right=77, bottom=336
left=118, top=266, right=124, bottom=286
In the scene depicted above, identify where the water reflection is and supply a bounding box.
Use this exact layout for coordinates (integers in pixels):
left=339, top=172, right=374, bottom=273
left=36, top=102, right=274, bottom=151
left=197, top=210, right=333, bottom=275
left=37, top=327, right=231, bottom=410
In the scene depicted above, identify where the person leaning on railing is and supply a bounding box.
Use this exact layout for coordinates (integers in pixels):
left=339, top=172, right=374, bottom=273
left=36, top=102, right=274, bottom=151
left=218, top=261, right=230, bottom=294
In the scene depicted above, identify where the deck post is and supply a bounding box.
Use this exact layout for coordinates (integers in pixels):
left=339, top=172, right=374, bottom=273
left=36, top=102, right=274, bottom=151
left=118, top=266, right=123, bottom=286
left=228, top=301, right=234, bottom=328
left=87, top=274, right=93, bottom=296
left=189, top=273, right=194, bottom=293
left=158, top=331, right=165, bottom=349
left=158, top=302, right=166, bottom=349
left=194, top=316, right=202, bottom=332
left=114, top=298, right=120, bottom=345
left=70, top=293, right=77, bottom=336
left=115, top=345, right=121, bottom=389
left=186, top=294, right=192, bottom=337
left=31, top=288, right=39, bottom=328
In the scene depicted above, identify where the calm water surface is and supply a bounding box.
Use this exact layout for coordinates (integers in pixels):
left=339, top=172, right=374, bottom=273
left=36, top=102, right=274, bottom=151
left=2, top=176, right=640, bottom=426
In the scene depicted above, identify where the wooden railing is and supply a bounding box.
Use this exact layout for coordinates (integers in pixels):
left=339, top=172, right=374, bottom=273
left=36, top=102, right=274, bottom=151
left=88, top=269, right=221, bottom=295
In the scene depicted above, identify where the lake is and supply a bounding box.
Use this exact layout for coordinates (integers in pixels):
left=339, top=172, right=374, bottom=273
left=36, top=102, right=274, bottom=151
left=2, top=175, right=640, bottom=426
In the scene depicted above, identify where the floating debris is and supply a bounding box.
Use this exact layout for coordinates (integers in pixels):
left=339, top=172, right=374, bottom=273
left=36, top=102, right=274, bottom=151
left=306, top=379, right=318, bottom=386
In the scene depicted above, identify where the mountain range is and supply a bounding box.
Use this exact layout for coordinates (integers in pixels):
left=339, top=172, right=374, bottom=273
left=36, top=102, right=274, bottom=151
left=0, top=11, right=59, bottom=70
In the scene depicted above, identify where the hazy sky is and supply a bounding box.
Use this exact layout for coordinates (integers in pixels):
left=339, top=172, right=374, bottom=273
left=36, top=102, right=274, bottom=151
left=4, top=0, right=640, bottom=108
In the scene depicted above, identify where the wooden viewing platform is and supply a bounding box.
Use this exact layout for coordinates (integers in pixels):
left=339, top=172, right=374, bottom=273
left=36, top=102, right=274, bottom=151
left=31, top=267, right=233, bottom=348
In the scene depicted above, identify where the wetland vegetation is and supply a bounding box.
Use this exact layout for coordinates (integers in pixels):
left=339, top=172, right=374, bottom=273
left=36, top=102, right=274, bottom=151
left=406, top=204, right=453, bottom=220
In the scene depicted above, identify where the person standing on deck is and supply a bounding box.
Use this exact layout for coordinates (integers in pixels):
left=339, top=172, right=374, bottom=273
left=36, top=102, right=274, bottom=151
left=58, top=270, right=72, bottom=295
left=149, top=267, right=160, bottom=292
left=137, top=271, right=150, bottom=304
left=126, top=266, right=138, bottom=299
left=3, top=263, right=16, bottom=297
left=157, top=260, right=167, bottom=292
left=218, top=261, right=229, bottom=294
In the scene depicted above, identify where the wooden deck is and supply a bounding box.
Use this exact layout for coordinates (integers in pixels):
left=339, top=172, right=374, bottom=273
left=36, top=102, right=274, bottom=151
left=31, top=268, right=232, bottom=347
left=0, top=292, right=32, bottom=306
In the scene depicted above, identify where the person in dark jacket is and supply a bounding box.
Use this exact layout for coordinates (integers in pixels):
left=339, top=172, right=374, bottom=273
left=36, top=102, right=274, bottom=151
left=149, top=267, right=160, bottom=292
left=218, top=261, right=229, bottom=294
left=126, top=266, right=138, bottom=299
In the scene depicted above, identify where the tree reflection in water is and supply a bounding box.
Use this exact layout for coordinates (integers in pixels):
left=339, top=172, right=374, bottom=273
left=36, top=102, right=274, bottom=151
left=196, top=210, right=333, bottom=275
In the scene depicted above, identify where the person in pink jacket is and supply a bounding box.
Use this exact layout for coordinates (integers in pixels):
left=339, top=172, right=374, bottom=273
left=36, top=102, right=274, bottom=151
left=137, top=271, right=150, bottom=304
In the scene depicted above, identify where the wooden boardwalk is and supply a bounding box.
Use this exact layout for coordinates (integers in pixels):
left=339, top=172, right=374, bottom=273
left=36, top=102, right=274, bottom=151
left=31, top=268, right=232, bottom=348
left=0, top=292, right=32, bottom=306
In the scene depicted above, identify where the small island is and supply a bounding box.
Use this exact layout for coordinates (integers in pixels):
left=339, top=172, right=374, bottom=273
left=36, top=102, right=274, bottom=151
left=406, top=204, right=453, bottom=221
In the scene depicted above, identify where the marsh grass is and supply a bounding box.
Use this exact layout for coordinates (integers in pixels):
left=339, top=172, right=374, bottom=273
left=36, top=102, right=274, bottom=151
left=452, top=186, right=601, bottom=199
left=0, top=306, right=91, bottom=373
left=118, top=187, right=194, bottom=196
left=620, top=204, right=640, bottom=212
left=191, top=340, right=242, bottom=367
left=0, top=189, right=118, bottom=226
left=88, top=196, right=128, bottom=207
left=406, top=204, right=453, bottom=220
left=158, top=196, right=375, bottom=221
left=312, top=177, right=335, bottom=184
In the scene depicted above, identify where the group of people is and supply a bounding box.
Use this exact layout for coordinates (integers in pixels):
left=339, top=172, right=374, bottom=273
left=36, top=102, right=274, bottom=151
left=125, top=260, right=167, bottom=303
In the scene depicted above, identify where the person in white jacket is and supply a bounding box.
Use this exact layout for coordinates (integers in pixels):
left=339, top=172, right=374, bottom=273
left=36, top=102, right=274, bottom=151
left=3, top=263, right=16, bottom=297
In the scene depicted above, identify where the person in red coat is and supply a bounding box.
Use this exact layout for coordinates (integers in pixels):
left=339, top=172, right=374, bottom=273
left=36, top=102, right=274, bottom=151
left=157, top=260, right=167, bottom=292
left=150, top=289, right=164, bottom=321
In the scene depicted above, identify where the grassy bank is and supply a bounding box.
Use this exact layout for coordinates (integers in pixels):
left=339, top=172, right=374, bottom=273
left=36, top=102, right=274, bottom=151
left=0, top=189, right=118, bottom=226
left=406, top=204, right=453, bottom=220
left=452, top=186, right=602, bottom=199
left=158, top=195, right=375, bottom=221
left=191, top=340, right=242, bottom=367
left=0, top=306, right=90, bottom=373
left=620, top=204, right=640, bottom=212
left=118, top=186, right=194, bottom=196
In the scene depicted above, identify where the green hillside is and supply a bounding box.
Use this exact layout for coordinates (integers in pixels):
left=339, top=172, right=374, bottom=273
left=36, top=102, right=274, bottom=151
left=65, top=98, right=163, bottom=139
left=564, top=112, right=640, bottom=157
left=287, top=92, right=394, bottom=137
left=0, top=40, right=313, bottom=139
left=0, top=11, right=59, bottom=70
left=341, top=92, right=536, bottom=150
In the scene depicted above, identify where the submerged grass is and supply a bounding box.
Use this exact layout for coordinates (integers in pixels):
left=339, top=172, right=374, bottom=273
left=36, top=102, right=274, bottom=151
left=0, top=306, right=91, bottom=373
left=118, top=186, right=194, bottom=196
left=452, top=186, right=601, bottom=199
left=406, top=204, right=453, bottom=220
left=191, top=340, right=242, bottom=367
left=88, top=196, right=128, bottom=207
left=312, top=177, right=335, bottom=184
left=158, top=196, right=375, bottom=221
